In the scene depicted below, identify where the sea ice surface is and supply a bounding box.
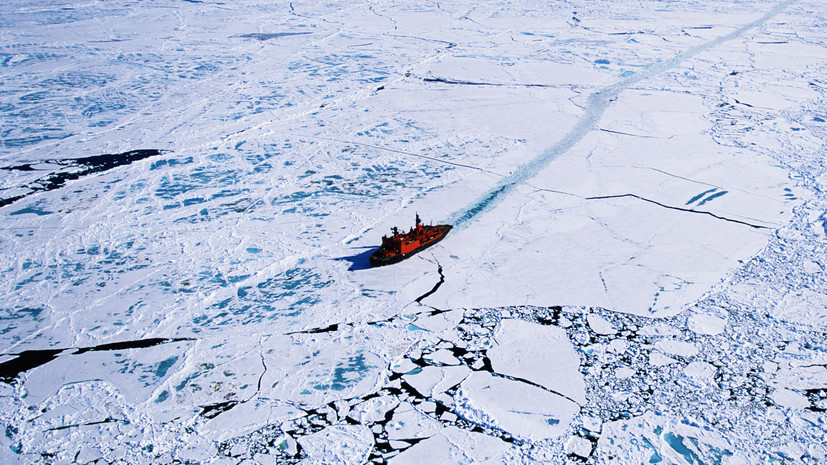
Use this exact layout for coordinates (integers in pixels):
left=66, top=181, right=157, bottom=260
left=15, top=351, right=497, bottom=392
left=0, top=0, right=825, bottom=463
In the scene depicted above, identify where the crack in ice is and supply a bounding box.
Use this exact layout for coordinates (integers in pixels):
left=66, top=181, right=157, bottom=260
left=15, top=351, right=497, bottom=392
left=414, top=258, right=445, bottom=304
left=584, top=193, right=774, bottom=229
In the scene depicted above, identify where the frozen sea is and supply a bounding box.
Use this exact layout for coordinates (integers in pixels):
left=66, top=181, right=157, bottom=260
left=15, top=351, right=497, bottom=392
left=1, top=0, right=826, bottom=463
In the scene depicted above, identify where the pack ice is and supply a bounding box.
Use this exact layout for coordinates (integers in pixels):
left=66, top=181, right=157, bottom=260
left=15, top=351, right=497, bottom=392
left=1, top=0, right=826, bottom=463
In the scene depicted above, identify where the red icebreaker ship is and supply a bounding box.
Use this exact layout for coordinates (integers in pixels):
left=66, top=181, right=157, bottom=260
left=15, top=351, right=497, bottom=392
left=369, top=214, right=452, bottom=267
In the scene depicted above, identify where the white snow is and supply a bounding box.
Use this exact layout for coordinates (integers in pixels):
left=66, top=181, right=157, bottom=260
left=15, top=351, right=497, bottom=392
left=402, top=365, right=471, bottom=399
left=487, top=318, right=586, bottom=404
left=774, top=289, right=827, bottom=330
left=348, top=396, right=400, bottom=424
left=683, top=361, right=716, bottom=381
left=0, top=0, right=825, bottom=462
left=770, top=388, right=811, bottom=410
left=455, top=371, right=579, bottom=441
left=564, top=436, right=593, bottom=458
left=297, top=425, right=374, bottom=465
left=687, top=313, right=727, bottom=335
left=654, top=339, right=699, bottom=358
left=384, top=402, right=443, bottom=441
left=587, top=313, right=617, bottom=335
left=388, top=426, right=512, bottom=465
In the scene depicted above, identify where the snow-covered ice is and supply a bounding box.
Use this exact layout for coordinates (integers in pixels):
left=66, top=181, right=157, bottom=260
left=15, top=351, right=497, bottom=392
left=1, top=0, right=826, bottom=463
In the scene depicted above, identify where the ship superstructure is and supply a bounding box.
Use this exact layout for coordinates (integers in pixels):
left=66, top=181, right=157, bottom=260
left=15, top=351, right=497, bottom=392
left=369, top=214, right=452, bottom=267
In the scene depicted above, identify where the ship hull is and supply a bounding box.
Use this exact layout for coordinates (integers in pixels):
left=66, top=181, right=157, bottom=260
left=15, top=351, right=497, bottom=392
left=369, top=225, right=452, bottom=267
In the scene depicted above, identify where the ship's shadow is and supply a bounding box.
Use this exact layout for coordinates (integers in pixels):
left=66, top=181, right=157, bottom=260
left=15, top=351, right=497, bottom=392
left=335, top=247, right=378, bottom=271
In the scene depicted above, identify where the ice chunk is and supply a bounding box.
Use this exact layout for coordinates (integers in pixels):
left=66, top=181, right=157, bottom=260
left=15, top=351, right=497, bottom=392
left=487, top=319, right=586, bottom=404
left=640, top=324, right=681, bottom=337
left=275, top=434, right=299, bottom=457
left=770, top=388, right=810, bottom=409
left=688, top=313, right=726, bottom=335
left=582, top=415, right=603, bottom=435
left=423, top=349, right=461, bottom=366
left=200, top=399, right=306, bottom=442
left=683, top=361, right=716, bottom=380
left=649, top=351, right=677, bottom=367
left=177, top=435, right=217, bottom=463
left=391, top=358, right=419, bottom=374
left=413, top=310, right=464, bottom=333
left=587, top=314, right=617, bottom=335
left=615, top=367, right=636, bottom=379
left=348, top=395, right=399, bottom=424
left=385, top=402, right=443, bottom=440
left=403, top=365, right=470, bottom=398
left=655, top=339, right=698, bottom=358
left=388, top=426, right=511, bottom=464
left=253, top=452, right=279, bottom=465
left=598, top=411, right=736, bottom=464
left=773, top=365, right=827, bottom=390
left=608, top=338, right=629, bottom=353
left=564, top=436, right=593, bottom=458
left=298, top=424, right=374, bottom=465
left=774, top=290, right=827, bottom=330
left=455, top=371, right=579, bottom=441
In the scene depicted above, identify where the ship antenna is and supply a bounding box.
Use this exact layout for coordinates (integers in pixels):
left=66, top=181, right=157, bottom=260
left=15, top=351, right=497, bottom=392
left=416, top=213, right=421, bottom=226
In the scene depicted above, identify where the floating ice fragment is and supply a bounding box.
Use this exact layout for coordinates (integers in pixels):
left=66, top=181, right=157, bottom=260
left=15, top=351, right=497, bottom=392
left=455, top=371, right=579, bottom=441
left=598, top=412, right=735, bottom=464
left=581, top=415, right=603, bottom=435
left=488, top=319, right=586, bottom=404
left=348, top=395, right=399, bottom=424
left=275, top=434, right=298, bottom=457
left=615, top=367, right=636, bottom=379
left=640, top=324, right=680, bottom=337
left=385, top=402, right=443, bottom=441
left=177, top=435, right=218, bottom=463
left=564, top=436, right=593, bottom=458
left=649, top=351, right=677, bottom=367
left=683, top=361, right=715, bottom=380
left=770, top=388, right=810, bottom=409
left=688, top=313, right=726, bottom=335
left=200, top=399, right=305, bottom=442
left=608, top=338, right=629, bottom=353
left=423, top=349, right=460, bottom=366
left=587, top=313, right=617, bottom=335
left=803, top=260, right=822, bottom=274
left=402, top=365, right=470, bottom=398
left=774, top=364, right=827, bottom=390
left=388, top=426, right=510, bottom=464
left=389, top=439, right=410, bottom=450
left=253, top=451, right=279, bottom=465
left=655, top=340, right=698, bottom=358
left=413, top=310, right=463, bottom=333
left=298, top=424, right=374, bottom=465
left=774, top=290, right=827, bottom=330
left=390, top=358, right=418, bottom=374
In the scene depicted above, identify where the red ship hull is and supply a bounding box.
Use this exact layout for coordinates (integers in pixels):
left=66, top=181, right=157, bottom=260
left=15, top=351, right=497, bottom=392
left=370, top=220, right=452, bottom=267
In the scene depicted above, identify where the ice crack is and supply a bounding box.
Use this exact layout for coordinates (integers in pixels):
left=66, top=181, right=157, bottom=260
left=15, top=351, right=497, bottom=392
left=415, top=259, right=445, bottom=304
left=585, top=193, right=774, bottom=230
left=0, top=337, right=194, bottom=384
left=46, top=417, right=124, bottom=432
left=421, top=76, right=581, bottom=90
left=0, top=149, right=166, bottom=208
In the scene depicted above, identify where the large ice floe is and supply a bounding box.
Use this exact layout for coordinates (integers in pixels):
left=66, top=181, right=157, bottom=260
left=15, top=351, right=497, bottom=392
left=1, top=0, right=826, bottom=463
